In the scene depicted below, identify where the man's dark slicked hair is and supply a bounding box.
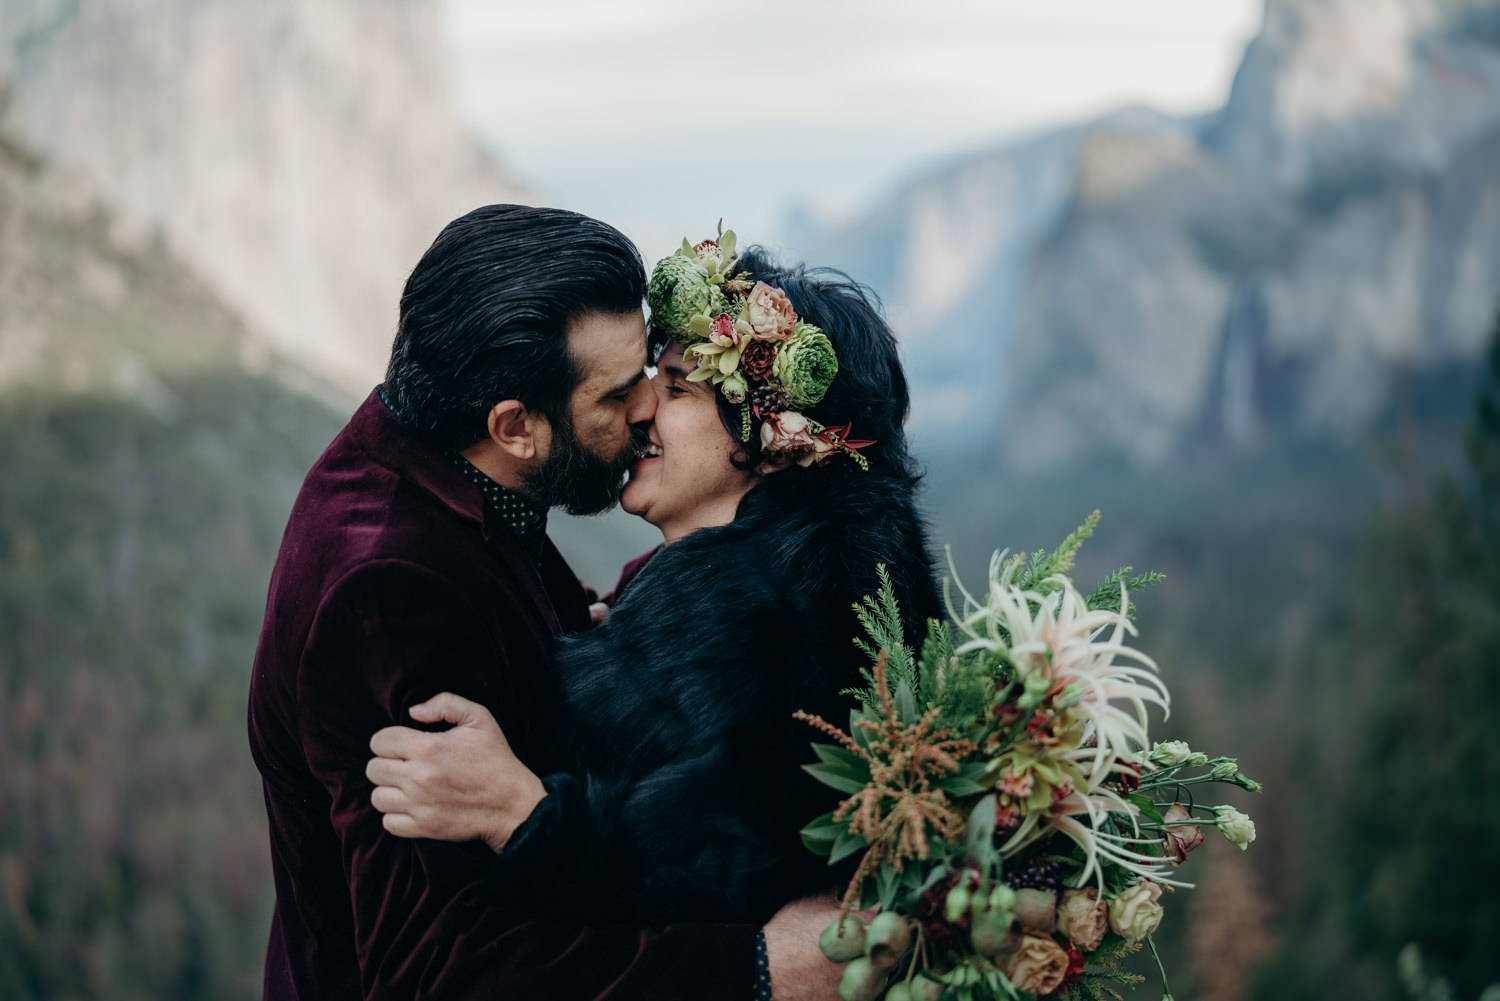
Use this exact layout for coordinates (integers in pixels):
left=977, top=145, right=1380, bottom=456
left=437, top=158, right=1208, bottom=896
left=385, top=204, right=647, bottom=450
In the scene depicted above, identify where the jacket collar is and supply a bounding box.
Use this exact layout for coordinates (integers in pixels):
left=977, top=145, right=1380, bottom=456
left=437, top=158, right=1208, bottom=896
left=347, top=389, right=576, bottom=633
left=351, top=389, right=487, bottom=527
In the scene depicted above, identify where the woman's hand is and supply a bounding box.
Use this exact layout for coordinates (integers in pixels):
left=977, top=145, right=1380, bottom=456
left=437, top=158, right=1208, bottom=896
left=367, top=693, right=546, bottom=852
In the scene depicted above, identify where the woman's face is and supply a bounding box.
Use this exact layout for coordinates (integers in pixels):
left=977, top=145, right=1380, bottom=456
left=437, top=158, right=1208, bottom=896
left=622, top=343, right=760, bottom=543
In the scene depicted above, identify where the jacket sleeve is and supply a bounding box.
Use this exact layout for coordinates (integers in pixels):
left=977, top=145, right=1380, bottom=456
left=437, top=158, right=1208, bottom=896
left=297, top=558, right=758, bottom=1001
left=489, top=567, right=807, bottom=925
left=494, top=744, right=784, bottom=924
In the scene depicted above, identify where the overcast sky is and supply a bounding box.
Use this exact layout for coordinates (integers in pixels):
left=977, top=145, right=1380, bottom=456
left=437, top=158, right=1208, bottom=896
left=438, top=0, right=1263, bottom=258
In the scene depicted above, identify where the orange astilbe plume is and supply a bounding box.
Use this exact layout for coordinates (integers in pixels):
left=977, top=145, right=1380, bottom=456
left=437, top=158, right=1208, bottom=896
left=794, top=650, right=978, bottom=915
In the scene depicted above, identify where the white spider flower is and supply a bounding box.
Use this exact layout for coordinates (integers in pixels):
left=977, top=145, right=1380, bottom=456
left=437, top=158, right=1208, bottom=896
left=949, top=553, right=1170, bottom=784
left=945, top=549, right=1178, bottom=888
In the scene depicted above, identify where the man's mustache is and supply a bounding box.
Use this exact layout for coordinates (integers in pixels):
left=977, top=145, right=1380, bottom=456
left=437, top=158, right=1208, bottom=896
left=626, top=424, right=652, bottom=464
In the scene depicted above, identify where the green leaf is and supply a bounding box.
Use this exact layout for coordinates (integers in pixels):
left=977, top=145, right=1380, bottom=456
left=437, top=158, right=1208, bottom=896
left=810, top=742, right=868, bottom=771
left=800, top=811, right=843, bottom=844
left=938, top=774, right=989, bottom=797
left=1129, top=793, right=1166, bottom=825
left=876, top=861, right=898, bottom=909
left=962, top=794, right=997, bottom=864
left=801, top=832, right=835, bottom=856
left=894, top=679, right=917, bottom=724
left=850, top=709, right=874, bottom=752
left=802, top=761, right=870, bottom=795
left=829, top=827, right=869, bottom=865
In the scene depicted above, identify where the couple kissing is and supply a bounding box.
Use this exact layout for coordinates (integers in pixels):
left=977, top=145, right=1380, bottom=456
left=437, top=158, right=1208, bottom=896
left=248, top=204, right=939, bottom=1000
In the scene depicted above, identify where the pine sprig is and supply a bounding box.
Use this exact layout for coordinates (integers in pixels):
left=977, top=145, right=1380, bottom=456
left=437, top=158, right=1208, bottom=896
left=1084, top=569, right=1167, bottom=618
left=1012, top=510, right=1101, bottom=593
left=1065, top=937, right=1147, bottom=1001
left=848, top=565, right=918, bottom=709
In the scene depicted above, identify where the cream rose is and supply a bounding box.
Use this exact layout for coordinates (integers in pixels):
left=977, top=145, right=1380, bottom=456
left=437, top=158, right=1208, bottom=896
left=1056, top=886, right=1109, bottom=952
left=1215, top=805, right=1256, bottom=850
left=1147, top=740, right=1192, bottom=768
left=1001, top=933, right=1070, bottom=996
left=742, top=281, right=797, bottom=340
left=1108, top=880, right=1165, bottom=943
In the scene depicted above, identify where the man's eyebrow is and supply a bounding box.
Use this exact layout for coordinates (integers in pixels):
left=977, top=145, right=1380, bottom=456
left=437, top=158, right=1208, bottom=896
left=601, top=369, right=646, bottom=400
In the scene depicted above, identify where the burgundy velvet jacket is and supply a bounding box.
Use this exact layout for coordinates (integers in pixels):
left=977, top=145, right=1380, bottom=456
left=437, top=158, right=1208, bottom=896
left=248, top=391, right=757, bottom=1000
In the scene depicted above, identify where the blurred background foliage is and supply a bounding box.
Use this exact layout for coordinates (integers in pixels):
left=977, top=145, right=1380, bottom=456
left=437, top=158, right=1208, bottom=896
left=2, top=1, right=1498, bottom=999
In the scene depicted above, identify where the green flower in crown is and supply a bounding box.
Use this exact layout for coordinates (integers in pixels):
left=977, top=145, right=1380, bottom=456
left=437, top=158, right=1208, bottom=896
left=773, top=323, right=837, bottom=409
left=645, top=226, right=745, bottom=343
left=647, top=223, right=869, bottom=468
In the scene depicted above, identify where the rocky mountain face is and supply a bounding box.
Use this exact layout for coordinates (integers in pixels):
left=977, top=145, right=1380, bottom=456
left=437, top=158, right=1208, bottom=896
left=0, top=0, right=530, bottom=395
left=810, top=0, right=1500, bottom=469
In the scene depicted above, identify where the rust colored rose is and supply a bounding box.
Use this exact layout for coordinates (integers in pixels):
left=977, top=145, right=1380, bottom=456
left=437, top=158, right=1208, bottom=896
left=1162, top=803, right=1205, bottom=863
left=1002, top=933, right=1070, bottom=996
left=743, top=281, right=797, bottom=339
left=1056, top=887, right=1109, bottom=953
left=740, top=339, right=776, bottom=381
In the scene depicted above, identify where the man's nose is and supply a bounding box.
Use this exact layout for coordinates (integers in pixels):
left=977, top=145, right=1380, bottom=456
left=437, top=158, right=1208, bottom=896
left=626, top=374, right=657, bottom=425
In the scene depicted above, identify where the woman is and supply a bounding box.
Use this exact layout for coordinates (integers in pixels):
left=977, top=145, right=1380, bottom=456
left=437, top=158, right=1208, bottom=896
left=368, top=235, right=940, bottom=925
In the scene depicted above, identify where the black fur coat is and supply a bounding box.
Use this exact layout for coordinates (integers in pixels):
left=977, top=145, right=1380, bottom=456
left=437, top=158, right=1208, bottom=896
left=493, top=465, right=940, bottom=925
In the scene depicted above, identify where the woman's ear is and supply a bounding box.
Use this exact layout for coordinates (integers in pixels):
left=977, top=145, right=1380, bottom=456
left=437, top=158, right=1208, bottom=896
left=486, top=400, right=549, bottom=461
left=756, top=452, right=792, bottom=475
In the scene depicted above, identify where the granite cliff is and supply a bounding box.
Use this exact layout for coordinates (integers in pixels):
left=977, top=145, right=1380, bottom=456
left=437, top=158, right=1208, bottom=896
left=809, top=0, right=1500, bottom=469
left=0, top=0, right=530, bottom=394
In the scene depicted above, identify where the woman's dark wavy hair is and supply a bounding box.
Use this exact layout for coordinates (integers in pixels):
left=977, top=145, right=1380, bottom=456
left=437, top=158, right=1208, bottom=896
left=649, top=246, right=918, bottom=485
left=386, top=204, right=646, bottom=450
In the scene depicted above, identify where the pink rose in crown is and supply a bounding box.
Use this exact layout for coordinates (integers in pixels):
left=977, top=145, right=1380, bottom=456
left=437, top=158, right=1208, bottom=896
left=743, top=281, right=797, bottom=340
left=760, top=411, right=818, bottom=454
left=796, top=433, right=839, bottom=467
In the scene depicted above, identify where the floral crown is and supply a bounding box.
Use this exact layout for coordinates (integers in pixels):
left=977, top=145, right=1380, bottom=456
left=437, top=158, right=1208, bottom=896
left=646, top=224, right=873, bottom=469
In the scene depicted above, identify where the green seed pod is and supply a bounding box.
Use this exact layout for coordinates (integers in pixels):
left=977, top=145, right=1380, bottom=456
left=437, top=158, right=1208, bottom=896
left=988, top=884, right=1016, bottom=913
left=909, top=975, right=946, bottom=1001
left=819, top=916, right=868, bottom=963
left=970, top=907, right=1016, bottom=957
left=884, top=983, right=915, bottom=1001
left=1013, top=887, right=1058, bottom=933
left=838, top=957, right=887, bottom=1001
left=944, top=883, right=973, bottom=923
left=864, top=912, right=915, bottom=969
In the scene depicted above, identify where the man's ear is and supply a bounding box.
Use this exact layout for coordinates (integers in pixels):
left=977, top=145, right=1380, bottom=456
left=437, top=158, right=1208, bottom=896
left=486, top=400, right=549, bottom=461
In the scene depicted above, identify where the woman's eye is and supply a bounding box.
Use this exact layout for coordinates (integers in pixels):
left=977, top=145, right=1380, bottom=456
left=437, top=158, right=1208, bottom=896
left=667, top=383, right=689, bottom=396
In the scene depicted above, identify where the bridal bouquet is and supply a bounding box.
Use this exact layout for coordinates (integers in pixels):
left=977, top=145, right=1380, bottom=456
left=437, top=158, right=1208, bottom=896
left=797, top=514, right=1260, bottom=1001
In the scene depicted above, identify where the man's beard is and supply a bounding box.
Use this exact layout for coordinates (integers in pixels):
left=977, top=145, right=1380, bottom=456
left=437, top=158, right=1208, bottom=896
left=524, top=413, right=646, bottom=517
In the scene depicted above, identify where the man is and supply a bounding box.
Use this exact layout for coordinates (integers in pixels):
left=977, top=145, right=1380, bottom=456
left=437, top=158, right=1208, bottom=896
left=249, top=205, right=840, bottom=999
